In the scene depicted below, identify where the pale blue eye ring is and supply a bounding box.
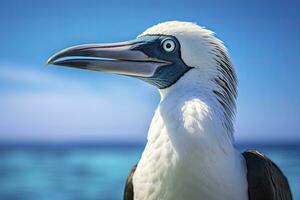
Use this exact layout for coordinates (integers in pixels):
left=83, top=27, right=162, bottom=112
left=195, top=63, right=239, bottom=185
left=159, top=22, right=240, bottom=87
left=162, top=39, right=176, bottom=52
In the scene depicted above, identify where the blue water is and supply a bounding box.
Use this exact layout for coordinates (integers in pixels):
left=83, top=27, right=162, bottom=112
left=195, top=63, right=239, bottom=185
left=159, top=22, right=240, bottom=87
left=0, top=145, right=299, bottom=200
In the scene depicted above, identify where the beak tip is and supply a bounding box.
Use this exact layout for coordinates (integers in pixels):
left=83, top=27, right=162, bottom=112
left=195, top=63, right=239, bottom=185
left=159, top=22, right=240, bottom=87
left=47, top=60, right=52, bottom=65
left=47, top=55, right=56, bottom=65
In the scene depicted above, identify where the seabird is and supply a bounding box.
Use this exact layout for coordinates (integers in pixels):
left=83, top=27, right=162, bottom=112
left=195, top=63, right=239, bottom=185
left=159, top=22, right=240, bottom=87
left=48, top=21, right=292, bottom=200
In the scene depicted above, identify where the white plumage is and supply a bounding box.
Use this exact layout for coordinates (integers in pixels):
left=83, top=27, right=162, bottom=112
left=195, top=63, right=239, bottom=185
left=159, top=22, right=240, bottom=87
left=132, top=21, right=249, bottom=200
left=48, top=20, right=293, bottom=200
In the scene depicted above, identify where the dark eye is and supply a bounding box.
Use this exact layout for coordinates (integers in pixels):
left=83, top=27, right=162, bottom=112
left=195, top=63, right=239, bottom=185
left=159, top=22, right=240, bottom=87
left=162, top=39, right=176, bottom=52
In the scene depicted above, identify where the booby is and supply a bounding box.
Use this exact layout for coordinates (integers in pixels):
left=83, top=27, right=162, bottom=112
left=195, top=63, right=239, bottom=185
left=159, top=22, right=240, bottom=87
left=48, top=21, right=292, bottom=200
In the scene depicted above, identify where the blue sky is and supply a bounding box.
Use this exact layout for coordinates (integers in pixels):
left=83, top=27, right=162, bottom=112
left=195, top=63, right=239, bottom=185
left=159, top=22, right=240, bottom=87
left=0, top=0, right=299, bottom=143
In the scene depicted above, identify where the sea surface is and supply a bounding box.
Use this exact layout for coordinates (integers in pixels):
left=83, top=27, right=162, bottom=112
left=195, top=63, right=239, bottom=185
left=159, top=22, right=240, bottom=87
left=0, top=144, right=299, bottom=200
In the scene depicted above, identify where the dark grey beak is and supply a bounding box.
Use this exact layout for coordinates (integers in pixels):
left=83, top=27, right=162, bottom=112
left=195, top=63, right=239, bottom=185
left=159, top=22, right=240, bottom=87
left=47, top=41, right=169, bottom=78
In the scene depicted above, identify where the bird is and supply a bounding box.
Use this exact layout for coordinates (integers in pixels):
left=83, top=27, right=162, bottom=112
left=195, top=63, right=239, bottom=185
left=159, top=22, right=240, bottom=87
left=48, top=21, right=292, bottom=200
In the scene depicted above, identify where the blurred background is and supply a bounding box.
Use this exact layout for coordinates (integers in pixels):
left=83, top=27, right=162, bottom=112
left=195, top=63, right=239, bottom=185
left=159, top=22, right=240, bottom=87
left=0, top=0, right=299, bottom=199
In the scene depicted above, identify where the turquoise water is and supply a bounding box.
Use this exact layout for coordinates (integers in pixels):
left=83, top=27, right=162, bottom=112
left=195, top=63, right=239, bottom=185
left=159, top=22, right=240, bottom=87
left=0, top=145, right=299, bottom=200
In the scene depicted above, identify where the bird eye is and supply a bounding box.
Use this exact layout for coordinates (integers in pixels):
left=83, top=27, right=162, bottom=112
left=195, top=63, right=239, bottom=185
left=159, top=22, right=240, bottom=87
left=162, top=39, right=176, bottom=52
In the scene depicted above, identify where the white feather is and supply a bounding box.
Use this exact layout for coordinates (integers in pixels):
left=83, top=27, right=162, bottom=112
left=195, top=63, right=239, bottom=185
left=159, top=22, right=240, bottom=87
left=133, top=21, right=248, bottom=200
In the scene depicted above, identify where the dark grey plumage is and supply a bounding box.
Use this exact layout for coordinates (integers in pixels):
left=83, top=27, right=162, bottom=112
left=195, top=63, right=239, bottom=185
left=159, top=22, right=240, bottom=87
left=209, top=38, right=238, bottom=139
left=124, top=152, right=292, bottom=200
left=123, top=164, right=137, bottom=200
left=243, top=150, right=292, bottom=200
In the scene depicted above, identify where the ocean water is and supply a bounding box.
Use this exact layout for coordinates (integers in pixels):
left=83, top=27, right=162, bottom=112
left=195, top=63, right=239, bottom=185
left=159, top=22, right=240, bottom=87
left=0, top=144, right=299, bottom=200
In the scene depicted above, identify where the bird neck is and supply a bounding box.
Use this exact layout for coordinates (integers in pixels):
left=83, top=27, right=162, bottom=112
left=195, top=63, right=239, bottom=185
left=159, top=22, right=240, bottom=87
left=157, top=69, right=233, bottom=154
left=133, top=70, right=248, bottom=200
left=159, top=68, right=234, bottom=147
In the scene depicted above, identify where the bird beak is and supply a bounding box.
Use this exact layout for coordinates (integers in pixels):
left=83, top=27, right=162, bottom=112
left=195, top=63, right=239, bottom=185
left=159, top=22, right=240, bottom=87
left=47, top=40, right=169, bottom=78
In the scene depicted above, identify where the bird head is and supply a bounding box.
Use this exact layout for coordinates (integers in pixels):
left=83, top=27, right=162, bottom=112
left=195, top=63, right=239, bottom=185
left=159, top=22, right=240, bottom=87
left=48, top=21, right=237, bottom=131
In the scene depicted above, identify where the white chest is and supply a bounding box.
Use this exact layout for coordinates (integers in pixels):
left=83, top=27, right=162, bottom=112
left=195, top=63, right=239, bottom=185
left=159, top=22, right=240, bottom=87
left=132, top=93, right=248, bottom=200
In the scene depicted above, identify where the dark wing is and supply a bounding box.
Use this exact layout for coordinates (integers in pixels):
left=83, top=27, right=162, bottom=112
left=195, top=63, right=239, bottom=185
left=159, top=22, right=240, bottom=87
left=243, top=150, right=292, bottom=200
left=123, top=164, right=137, bottom=200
